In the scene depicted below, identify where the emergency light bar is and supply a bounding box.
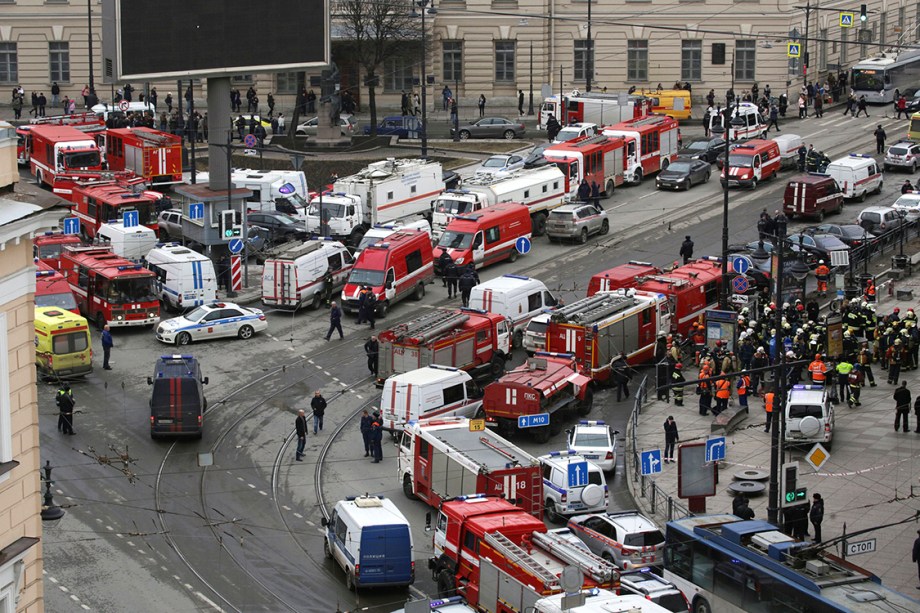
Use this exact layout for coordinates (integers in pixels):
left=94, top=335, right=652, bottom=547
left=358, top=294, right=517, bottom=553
left=547, top=450, right=579, bottom=457
left=849, top=153, right=872, bottom=159
left=579, top=420, right=606, bottom=425
left=503, top=274, right=531, bottom=281
left=35, top=271, right=55, bottom=277
left=627, top=260, right=653, bottom=266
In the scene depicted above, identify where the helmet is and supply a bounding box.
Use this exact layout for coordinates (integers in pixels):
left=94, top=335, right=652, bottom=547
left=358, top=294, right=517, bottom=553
left=796, top=303, right=804, bottom=311
left=818, top=260, right=824, bottom=264
left=676, top=363, right=683, bottom=369
left=894, top=307, right=901, bottom=313
left=758, top=346, right=765, bottom=352
left=786, top=350, right=796, bottom=358
left=783, top=302, right=790, bottom=309
left=815, top=354, right=821, bottom=360
left=895, top=339, right=903, bottom=345
left=861, top=301, right=868, bottom=308
left=844, top=331, right=851, bottom=338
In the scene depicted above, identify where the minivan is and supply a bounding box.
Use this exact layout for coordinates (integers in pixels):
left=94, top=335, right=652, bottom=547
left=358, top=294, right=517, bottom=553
left=783, top=174, right=844, bottom=221
left=433, top=203, right=532, bottom=271
left=825, top=153, right=883, bottom=200
left=784, top=384, right=834, bottom=450
left=380, top=365, right=483, bottom=432
left=857, top=205, right=904, bottom=236
left=468, top=275, right=558, bottom=348
left=147, top=354, right=209, bottom=439
left=262, top=239, right=354, bottom=310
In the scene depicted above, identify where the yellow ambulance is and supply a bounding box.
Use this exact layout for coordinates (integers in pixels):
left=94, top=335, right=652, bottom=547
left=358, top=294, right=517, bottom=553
left=640, top=89, right=693, bottom=121
left=34, top=306, right=93, bottom=378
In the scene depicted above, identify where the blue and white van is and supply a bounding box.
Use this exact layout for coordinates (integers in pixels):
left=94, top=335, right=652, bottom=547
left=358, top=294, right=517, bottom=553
left=322, top=495, right=414, bottom=590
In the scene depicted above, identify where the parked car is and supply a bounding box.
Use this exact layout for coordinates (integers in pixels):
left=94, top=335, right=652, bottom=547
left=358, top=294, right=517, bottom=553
left=787, top=232, right=851, bottom=263
left=677, top=136, right=726, bottom=163
left=362, top=115, right=415, bottom=137
left=157, top=209, right=183, bottom=240
left=295, top=115, right=357, bottom=137
left=884, top=140, right=920, bottom=173
left=892, top=193, right=920, bottom=221
left=655, top=159, right=711, bottom=191
left=523, top=142, right=553, bottom=168
left=857, top=205, right=905, bottom=236
left=907, top=92, right=920, bottom=113
left=474, top=154, right=525, bottom=177
left=806, top=223, right=876, bottom=247
left=566, top=420, right=619, bottom=473
left=232, top=114, right=273, bottom=135
left=451, top=117, right=526, bottom=140
left=156, top=302, right=268, bottom=345
left=247, top=211, right=309, bottom=243
left=568, top=511, right=665, bottom=570
left=546, top=202, right=610, bottom=243
left=552, top=122, right=598, bottom=144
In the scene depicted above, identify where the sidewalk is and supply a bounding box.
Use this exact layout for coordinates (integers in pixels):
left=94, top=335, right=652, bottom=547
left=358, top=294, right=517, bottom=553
left=627, top=271, right=920, bottom=596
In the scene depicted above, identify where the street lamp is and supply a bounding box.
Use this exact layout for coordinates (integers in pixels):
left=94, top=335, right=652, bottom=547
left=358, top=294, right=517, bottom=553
left=85, top=0, right=97, bottom=106
left=719, top=110, right=747, bottom=309
left=411, top=0, right=437, bottom=159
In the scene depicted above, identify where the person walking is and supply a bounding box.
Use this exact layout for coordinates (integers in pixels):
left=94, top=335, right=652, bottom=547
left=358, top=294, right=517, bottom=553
left=763, top=390, right=775, bottom=432
left=663, top=416, right=679, bottom=463
left=56, top=384, right=74, bottom=433
left=848, top=364, right=865, bottom=407
left=11, top=94, right=22, bottom=120
left=766, top=104, right=781, bottom=133
left=360, top=410, right=374, bottom=457
left=371, top=415, right=383, bottom=463
left=874, top=125, right=887, bottom=155
left=324, top=301, right=344, bottom=341
left=895, top=381, right=912, bottom=432
left=813, top=93, right=824, bottom=118
left=679, top=236, right=694, bottom=264
left=58, top=385, right=75, bottom=435
left=459, top=269, right=477, bottom=307
left=897, top=95, right=908, bottom=119
left=445, top=258, right=459, bottom=299
left=38, top=93, right=46, bottom=117
left=856, top=95, right=869, bottom=117
left=671, top=362, right=685, bottom=406
left=294, top=409, right=307, bottom=461
left=311, top=391, right=327, bottom=435
left=714, top=374, right=731, bottom=415
left=810, top=493, right=824, bottom=542
left=478, top=94, right=486, bottom=118
left=912, top=529, right=920, bottom=588
left=611, top=356, right=631, bottom=402
left=442, top=85, right=452, bottom=111
left=518, top=90, right=525, bottom=116
left=449, top=98, right=458, bottom=126
left=545, top=116, right=561, bottom=142
left=101, top=324, right=113, bottom=370
left=364, top=335, right=379, bottom=378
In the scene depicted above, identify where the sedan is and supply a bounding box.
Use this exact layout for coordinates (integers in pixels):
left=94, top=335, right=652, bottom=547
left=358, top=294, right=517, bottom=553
left=655, top=159, right=711, bottom=191
left=474, top=154, right=525, bottom=177
left=807, top=223, right=876, bottom=247
left=568, top=511, right=665, bottom=570
left=451, top=117, right=526, bottom=140
left=156, top=302, right=268, bottom=345
left=677, top=136, right=726, bottom=163
left=295, top=115, right=357, bottom=137
left=566, top=420, right=619, bottom=472
left=787, top=232, right=850, bottom=265
left=892, top=193, right=920, bottom=221
left=247, top=212, right=309, bottom=244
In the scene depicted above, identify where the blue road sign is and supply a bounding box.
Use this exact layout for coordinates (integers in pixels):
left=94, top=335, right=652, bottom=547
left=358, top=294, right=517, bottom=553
left=732, top=255, right=751, bottom=275
left=840, top=12, right=854, bottom=27
left=518, top=413, right=550, bottom=428
left=243, top=134, right=258, bottom=148
left=228, top=238, right=244, bottom=254
left=641, top=449, right=662, bottom=476
left=123, top=210, right=139, bottom=228
left=787, top=43, right=801, bottom=58
left=732, top=275, right=750, bottom=294
left=706, top=436, right=726, bottom=463
left=515, top=236, right=532, bottom=255
left=189, top=202, right=204, bottom=220
left=567, top=461, right=589, bottom=488
left=62, top=217, right=80, bottom=235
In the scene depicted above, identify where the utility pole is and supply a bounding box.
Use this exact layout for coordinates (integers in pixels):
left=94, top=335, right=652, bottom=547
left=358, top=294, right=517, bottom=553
left=767, top=215, right=788, bottom=526
left=86, top=0, right=95, bottom=100
left=528, top=42, right=535, bottom=115
left=586, top=0, right=592, bottom=93
left=803, top=1, right=812, bottom=86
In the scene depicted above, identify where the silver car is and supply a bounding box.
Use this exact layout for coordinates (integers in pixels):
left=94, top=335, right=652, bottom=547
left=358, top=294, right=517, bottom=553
left=546, top=202, right=609, bottom=243
left=568, top=511, right=665, bottom=570
left=157, top=209, right=183, bottom=240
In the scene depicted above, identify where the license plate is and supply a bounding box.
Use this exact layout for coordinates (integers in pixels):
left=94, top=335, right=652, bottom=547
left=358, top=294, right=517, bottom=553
left=158, top=418, right=174, bottom=424
left=584, top=454, right=599, bottom=459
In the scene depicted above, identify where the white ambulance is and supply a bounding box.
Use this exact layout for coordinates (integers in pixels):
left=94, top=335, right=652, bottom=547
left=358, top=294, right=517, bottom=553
left=380, top=365, right=483, bottom=434
left=467, top=275, right=558, bottom=348
left=145, top=244, right=218, bottom=311
left=95, top=222, right=157, bottom=261
left=824, top=153, right=884, bottom=200
left=261, top=239, right=354, bottom=310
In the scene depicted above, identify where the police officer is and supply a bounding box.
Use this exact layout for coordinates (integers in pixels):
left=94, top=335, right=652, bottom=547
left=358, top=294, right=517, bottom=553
left=458, top=269, right=477, bottom=307
left=58, top=384, right=75, bottom=435
left=364, top=335, right=379, bottom=377
left=364, top=291, right=377, bottom=330
left=356, top=286, right=370, bottom=325
left=679, top=236, right=694, bottom=265
left=611, top=356, right=631, bottom=402
left=438, top=251, right=453, bottom=287
left=56, top=384, right=74, bottom=433
left=445, top=258, right=459, bottom=299
left=360, top=410, right=374, bottom=457
left=371, top=415, right=384, bottom=463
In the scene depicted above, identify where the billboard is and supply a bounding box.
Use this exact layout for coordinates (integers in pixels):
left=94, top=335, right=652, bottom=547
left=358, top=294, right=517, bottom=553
left=102, top=0, right=329, bottom=81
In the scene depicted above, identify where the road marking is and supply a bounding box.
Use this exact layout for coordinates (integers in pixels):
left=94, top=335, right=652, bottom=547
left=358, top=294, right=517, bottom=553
left=638, top=192, right=656, bottom=200
left=282, top=505, right=291, bottom=511
left=293, top=512, right=303, bottom=519
left=259, top=490, right=268, bottom=496
left=247, top=483, right=256, bottom=489
left=324, top=371, right=331, bottom=376
left=59, top=586, right=69, bottom=593
left=70, top=595, right=81, bottom=602
left=356, top=394, right=364, bottom=399
left=195, top=591, right=222, bottom=611
left=306, top=519, right=315, bottom=526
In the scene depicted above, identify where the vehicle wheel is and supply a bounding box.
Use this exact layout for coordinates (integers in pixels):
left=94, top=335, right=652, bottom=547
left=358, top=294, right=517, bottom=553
left=837, top=202, right=844, bottom=214
left=503, top=130, right=515, bottom=140
left=750, top=178, right=758, bottom=190
left=238, top=324, right=254, bottom=339
left=508, top=248, right=519, bottom=263
left=601, top=552, right=615, bottom=564
left=413, top=283, right=425, bottom=301
left=158, top=229, right=169, bottom=241
left=532, top=213, right=547, bottom=236
left=816, top=210, right=825, bottom=222
left=436, top=569, right=456, bottom=598
left=549, top=415, right=564, bottom=435
left=96, top=313, right=106, bottom=331
left=459, top=130, right=471, bottom=140
left=859, top=190, right=867, bottom=202
left=513, top=329, right=523, bottom=348
left=544, top=499, right=562, bottom=524
left=884, top=164, right=891, bottom=172
left=497, top=418, right=516, bottom=438
left=311, top=292, right=323, bottom=310
left=378, top=302, right=389, bottom=318
left=346, top=570, right=355, bottom=591
left=633, top=169, right=643, bottom=184
left=683, top=179, right=691, bottom=191
left=576, top=388, right=594, bottom=416
left=578, top=227, right=589, bottom=244
left=875, top=180, right=883, bottom=194
left=693, top=597, right=713, bottom=613
left=403, top=474, right=418, bottom=500
left=176, top=332, right=192, bottom=346
left=323, top=539, right=332, bottom=559
left=600, top=219, right=610, bottom=235
left=490, top=355, right=505, bottom=378
left=604, top=180, right=615, bottom=199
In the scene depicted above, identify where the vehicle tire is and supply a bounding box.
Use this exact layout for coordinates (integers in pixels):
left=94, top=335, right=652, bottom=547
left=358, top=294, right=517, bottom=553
left=403, top=474, right=418, bottom=500
left=532, top=213, right=547, bottom=236
left=837, top=201, right=844, bottom=214
left=816, top=210, right=825, bottom=222
left=633, top=169, right=643, bottom=184
left=605, top=180, right=615, bottom=199
left=176, top=332, right=192, bottom=346
left=503, top=130, right=515, bottom=140
left=238, top=324, right=254, bottom=339
left=549, top=415, right=564, bottom=435
left=859, top=190, right=867, bottom=202
left=683, top=179, right=691, bottom=191
left=413, top=283, right=425, bottom=301
left=436, top=569, right=456, bottom=598
left=348, top=226, right=366, bottom=248
left=600, top=219, right=610, bottom=235
left=750, top=178, right=758, bottom=190
left=576, top=388, right=594, bottom=416
left=508, top=248, right=519, bottom=263
left=497, top=418, right=516, bottom=438
left=346, top=570, right=355, bottom=591
left=578, top=227, right=589, bottom=244
left=490, top=355, right=505, bottom=378
left=875, top=180, right=883, bottom=195
left=913, top=162, right=918, bottom=174
left=323, top=539, right=332, bottom=559
left=533, top=425, right=552, bottom=444
left=459, top=130, right=471, bottom=140
left=544, top=499, right=562, bottom=524
left=311, top=292, right=323, bottom=310
left=693, top=597, right=713, bottom=613
left=601, top=552, right=615, bottom=564
left=513, top=329, right=523, bottom=348
left=158, top=229, right=169, bottom=241
left=884, top=164, right=891, bottom=172
left=96, top=313, right=106, bottom=331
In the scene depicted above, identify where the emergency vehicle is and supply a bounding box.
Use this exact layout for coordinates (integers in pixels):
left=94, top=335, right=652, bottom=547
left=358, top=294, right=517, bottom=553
left=69, top=181, right=165, bottom=239
left=428, top=495, right=620, bottom=609
left=60, top=246, right=160, bottom=329
left=601, top=115, right=680, bottom=183
left=482, top=353, right=593, bottom=442
left=33, top=231, right=83, bottom=270
left=543, top=135, right=629, bottom=198
left=28, top=125, right=104, bottom=195
left=783, top=174, right=845, bottom=220
left=102, top=127, right=183, bottom=185
left=145, top=244, right=218, bottom=311
left=380, top=365, right=483, bottom=433
left=545, top=290, right=669, bottom=378
left=262, top=239, right=354, bottom=310
left=824, top=153, right=884, bottom=200
left=638, top=89, right=693, bottom=121
left=539, top=91, right=649, bottom=129
left=95, top=222, right=157, bottom=260
left=532, top=589, right=673, bottom=613
left=587, top=259, right=721, bottom=336
left=34, top=261, right=80, bottom=314
left=16, top=112, right=105, bottom=166
left=433, top=204, right=532, bottom=272
left=709, top=102, right=767, bottom=141
left=397, top=419, right=543, bottom=517
left=34, top=306, right=93, bottom=379
left=720, top=139, right=782, bottom=189
left=377, top=308, right=512, bottom=384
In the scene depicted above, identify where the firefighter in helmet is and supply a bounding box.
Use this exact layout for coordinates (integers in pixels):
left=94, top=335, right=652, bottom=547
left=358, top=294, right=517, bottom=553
left=671, top=363, right=686, bottom=406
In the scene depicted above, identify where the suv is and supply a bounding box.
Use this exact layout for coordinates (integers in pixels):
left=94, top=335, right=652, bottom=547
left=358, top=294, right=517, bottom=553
left=619, top=569, right=690, bottom=612
left=566, top=420, right=619, bottom=473
left=568, top=511, right=665, bottom=570
left=552, top=122, right=598, bottom=143
left=247, top=211, right=309, bottom=244
left=884, top=141, right=920, bottom=173
left=157, top=209, right=183, bottom=240
left=539, top=451, right=608, bottom=524
left=785, top=384, right=834, bottom=450
left=147, top=354, right=209, bottom=439
left=546, top=203, right=610, bottom=244
left=523, top=313, right=550, bottom=355
left=857, top=205, right=904, bottom=236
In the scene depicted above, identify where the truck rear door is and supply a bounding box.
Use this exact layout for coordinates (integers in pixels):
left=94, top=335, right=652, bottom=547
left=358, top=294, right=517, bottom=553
left=392, top=344, right=421, bottom=375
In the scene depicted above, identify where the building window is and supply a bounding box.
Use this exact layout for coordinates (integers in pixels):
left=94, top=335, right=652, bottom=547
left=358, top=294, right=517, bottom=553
left=443, top=41, right=462, bottom=83
left=681, top=40, right=702, bottom=81
left=276, top=72, right=303, bottom=94
left=627, top=40, right=648, bottom=81
left=819, top=28, right=828, bottom=70
left=386, top=57, right=414, bottom=91
left=231, top=75, right=253, bottom=83
left=735, top=40, right=756, bottom=81
left=495, top=41, right=515, bottom=82
left=0, top=43, right=16, bottom=84
left=574, top=40, right=595, bottom=83
left=899, top=6, right=906, bottom=29
left=49, top=42, right=70, bottom=83
left=879, top=11, right=887, bottom=49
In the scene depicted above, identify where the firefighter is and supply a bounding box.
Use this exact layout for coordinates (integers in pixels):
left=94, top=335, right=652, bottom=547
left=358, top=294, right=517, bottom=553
left=356, top=285, right=371, bottom=325
left=864, top=278, right=876, bottom=303
left=56, top=383, right=74, bottom=433
left=808, top=354, right=827, bottom=385
left=815, top=261, right=830, bottom=298
left=750, top=346, right=768, bottom=395
left=889, top=338, right=906, bottom=383
left=763, top=390, right=775, bottom=432
left=714, top=373, right=732, bottom=416
left=858, top=341, right=877, bottom=387
left=847, top=363, right=865, bottom=407
left=671, top=363, right=686, bottom=406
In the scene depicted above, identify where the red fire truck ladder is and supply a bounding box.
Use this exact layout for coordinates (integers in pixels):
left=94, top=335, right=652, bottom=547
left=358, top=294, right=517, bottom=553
left=550, top=293, right=637, bottom=325
left=629, top=115, right=670, bottom=128
left=570, top=134, right=609, bottom=149
left=389, top=309, right=470, bottom=343
left=635, top=274, right=692, bottom=289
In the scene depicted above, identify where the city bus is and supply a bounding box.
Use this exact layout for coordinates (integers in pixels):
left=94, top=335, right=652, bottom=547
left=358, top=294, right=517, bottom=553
left=663, top=514, right=920, bottom=613
left=851, top=49, right=920, bottom=104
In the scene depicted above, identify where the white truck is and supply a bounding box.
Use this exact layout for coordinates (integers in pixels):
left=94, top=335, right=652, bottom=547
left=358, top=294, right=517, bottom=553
left=305, top=158, right=444, bottom=247
left=430, top=166, right=567, bottom=238
left=95, top=222, right=157, bottom=261
left=261, top=239, right=354, bottom=310
left=188, top=169, right=310, bottom=218
left=380, top=365, right=483, bottom=434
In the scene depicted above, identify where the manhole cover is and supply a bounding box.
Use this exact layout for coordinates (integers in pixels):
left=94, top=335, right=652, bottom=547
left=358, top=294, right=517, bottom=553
left=733, top=469, right=769, bottom=481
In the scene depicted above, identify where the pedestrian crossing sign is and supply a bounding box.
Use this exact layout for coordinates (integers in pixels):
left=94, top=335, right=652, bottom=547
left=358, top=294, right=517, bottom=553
left=787, top=43, right=801, bottom=58
left=840, top=12, right=854, bottom=27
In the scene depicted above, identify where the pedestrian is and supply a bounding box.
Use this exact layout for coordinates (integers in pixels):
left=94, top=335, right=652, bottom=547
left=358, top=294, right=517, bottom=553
left=679, top=235, right=694, bottom=264
left=442, top=85, right=452, bottom=111
left=165, top=92, right=173, bottom=113
left=857, top=95, right=869, bottom=117
left=56, top=383, right=74, bottom=433
left=763, top=389, right=775, bottom=432
left=590, top=181, right=601, bottom=207
left=813, top=93, right=823, bottom=118
left=518, top=90, right=525, bottom=116
left=324, top=301, right=344, bottom=341
left=663, top=416, right=678, bottom=463
left=874, top=124, right=887, bottom=155
left=714, top=374, right=731, bottom=415
left=897, top=95, right=908, bottom=119
left=311, top=391, right=327, bottom=435
left=360, top=410, right=374, bottom=457
left=413, top=92, right=421, bottom=117
left=894, top=380, right=911, bottom=432
left=767, top=104, right=781, bottom=133
left=888, top=339, right=905, bottom=383
left=365, top=335, right=379, bottom=377
left=400, top=90, right=409, bottom=115
left=356, top=285, right=370, bottom=325
left=11, top=94, right=22, bottom=120
left=702, top=109, right=711, bottom=138
left=545, top=116, right=561, bottom=142
left=51, top=82, right=60, bottom=108
left=438, top=251, right=453, bottom=287
left=848, top=364, right=865, bottom=407
left=371, top=416, right=383, bottom=462
left=449, top=98, right=458, bottom=126
left=459, top=269, right=477, bottom=307
left=277, top=113, right=285, bottom=136
left=577, top=179, right=591, bottom=202
left=445, top=258, right=459, bottom=299
left=267, top=92, right=275, bottom=117
left=735, top=496, right=755, bottom=520
left=611, top=356, right=631, bottom=402
left=912, top=529, right=920, bottom=588
left=798, top=94, right=806, bottom=119
left=101, top=324, right=113, bottom=370
left=294, top=409, right=307, bottom=461
left=478, top=94, right=486, bottom=118
left=365, top=292, right=377, bottom=330
left=671, top=362, right=685, bottom=406
left=810, top=493, right=824, bottom=542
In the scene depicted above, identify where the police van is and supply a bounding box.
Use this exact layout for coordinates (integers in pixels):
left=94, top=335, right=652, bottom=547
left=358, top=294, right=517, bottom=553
left=321, top=495, right=414, bottom=590
left=784, top=384, right=834, bottom=450
left=262, top=238, right=354, bottom=310
left=538, top=451, right=608, bottom=524
left=145, top=243, right=218, bottom=312
left=147, top=354, right=209, bottom=439
left=96, top=222, right=157, bottom=260
left=380, top=365, right=483, bottom=433
left=468, top=275, right=558, bottom=348
left=824, top=153, right=884, bottom=200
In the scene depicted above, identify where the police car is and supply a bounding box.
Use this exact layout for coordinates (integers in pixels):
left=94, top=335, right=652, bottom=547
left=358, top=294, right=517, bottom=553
left=538, top=451, right=608, bottom=524
left=566, top=420, right=619, bottom=473
left=155, top=302, right=268, bottom=345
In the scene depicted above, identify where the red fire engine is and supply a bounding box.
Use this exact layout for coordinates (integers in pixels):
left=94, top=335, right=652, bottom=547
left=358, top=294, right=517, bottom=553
left=428, top=495, right=620, bottom=609
left=17, top=113, right=105, bottom=167
left=102, top=127, right=183, bottom=186
left=35, top=261, right=80, bottom=314
left=539, top=91, right=651, bottom=129
left=543, top=135, right=629, bottom=198
left=29, top=125, right=104, bottom=195
left=33, top=231, right=83, bottom=270
left=483, top=353, right=594, bottom=442
left=69, top=181, right=167, bottom=239
left=588, top=258, right=723, bottom=336
left=601, top=115, right=680, bottom=184
left=60, top=246, right=160, bottom=329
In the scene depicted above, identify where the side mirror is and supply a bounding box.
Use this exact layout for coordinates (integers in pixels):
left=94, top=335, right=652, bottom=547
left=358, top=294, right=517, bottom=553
left=387, top=281, right=394, bottom=289
left=320, top=517, right=328, bottom=527
left=147, top=377, right=153, bottom=385
left=202, top=377, right=210, bottom=385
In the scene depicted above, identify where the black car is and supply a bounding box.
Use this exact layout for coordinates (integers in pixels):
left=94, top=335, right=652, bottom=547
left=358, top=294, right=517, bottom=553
left=907, top=93, right=920, bottom=114
left=247, top=212, right=308, bottom=244
left=655, top=159, right=711, bottom=191
left=806, top=223, right=875, bottom=248
left=677, top=136, right=726, bottom=163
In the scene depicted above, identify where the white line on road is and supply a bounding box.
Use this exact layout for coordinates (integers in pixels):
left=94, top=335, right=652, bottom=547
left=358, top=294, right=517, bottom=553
left=324, top=371, right=331, bottom=376
left=282, top=505, right=291, bottom=511
left=247, top=483, right=256, bottom=489
left=258, top=490, right=268, bottom=496
left=306, top=519, right=315, bottom=526
left=638, top=192, right=656, bottom=200
left=195, top=591, right=222, bottom=611
left=293, top=512, right=303, bottom=519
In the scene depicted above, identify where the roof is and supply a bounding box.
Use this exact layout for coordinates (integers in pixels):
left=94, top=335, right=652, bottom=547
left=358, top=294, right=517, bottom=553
left=470, top=274, right=542, bottom=293
left=788, top=174, right=836, bottom=186
left=496, top=355, right=578, bottom=392
left=335, top=495, right=410, bottom=526
left=604, top=511, right=658, bottom=533
left=448, top=203, right=530, bottom=226
left=27, top=125, right=96, bottom=140
left=147, top=244, right=209, bottom=263
left=0, top=199, right=67, bottom=250
left=387, top=365, right=468, bottom=386
left=417, top=418, right=536, bottom=469
left=591, top=262, right=658, bottom=287
left=154, top=355, right=201, bottom=378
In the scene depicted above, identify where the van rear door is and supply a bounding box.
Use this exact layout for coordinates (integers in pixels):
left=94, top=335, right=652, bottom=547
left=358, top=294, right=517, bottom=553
left=359, top=524, right=412, bottom=585
left=151, top=378, right=202, bottom=434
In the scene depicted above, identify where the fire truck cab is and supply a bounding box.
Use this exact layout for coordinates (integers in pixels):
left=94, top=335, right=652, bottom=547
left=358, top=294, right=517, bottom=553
left=602, top=115, right=680, bottom=184
left=69, top=181, right=165, bottom=239
left=34, top=231, right=83, bottom=270
left=543, top=135, right=629, bottom=198
left=28, top=125, right=103, bottom=194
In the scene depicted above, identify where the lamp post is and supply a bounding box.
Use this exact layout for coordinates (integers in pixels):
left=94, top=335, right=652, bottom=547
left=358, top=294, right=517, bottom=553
left=528, top=42, right=535, bottom=115
left=412, top=0, right=437, bottom=159
left=719, top=109, right=746, bottom=309
left=86, top=0, right=96, bottom=105
left=586, top=0, right=592, bottom=93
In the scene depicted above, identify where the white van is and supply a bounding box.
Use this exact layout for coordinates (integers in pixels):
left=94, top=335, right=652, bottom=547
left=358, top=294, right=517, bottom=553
left=468, top=275, right=558, bottom=348
left=785, top=384, right=834, bottom=449
left=96, top=222, right=157, bottom=260
left=92, top=101, right=156, bottom=122
left=825, top=153, right=884, bottom=200
left=232, top=169, right=309, bottom=214
left=709, top=102, right=766, bottom=141
left=771, top=133, right=803, bottom=170
left=354, top=220, right=433, bottom=256
left=380, top=365, right=483, bottom=433
left=321, top=495, right=414, bottom=590
left=145, top=244, right=218, bottom=311
left=538, top=451, right=608, bottom=524
left=261, top=239, right=354, bottom=310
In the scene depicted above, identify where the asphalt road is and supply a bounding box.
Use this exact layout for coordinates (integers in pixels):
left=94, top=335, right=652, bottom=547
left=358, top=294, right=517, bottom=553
left=38, top=110, right=912, bottom=613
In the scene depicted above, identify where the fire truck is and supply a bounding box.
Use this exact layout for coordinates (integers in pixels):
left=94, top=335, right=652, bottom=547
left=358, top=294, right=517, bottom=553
left=102, top=127, right=183, bottom=186
left=542, top=135, right=629, bottom=198
left=482, top=353, right=593, bottom=442
left=29, top=125, right=104, bottom=195
left=601, top=115, right=680, bottom=184
left=17, top=113, right=105, bottom=167
left=397, top=418, right=543, bottom=518
left=587, top=258, right=722, bottom=336
left=35, top=261, right=80, bottom=314
left=539, top=91, right=650, bottom=129
left=60, top=246, right=160, bottom=329
left=69, top=181, right=167, bottom=239
left=545, top=290, right=669, bottom=378
left=428, top=495, right=620, bottom=611
left=377, top=308, right=512, bottom=385
left=33, top=231, right=83, bottom=270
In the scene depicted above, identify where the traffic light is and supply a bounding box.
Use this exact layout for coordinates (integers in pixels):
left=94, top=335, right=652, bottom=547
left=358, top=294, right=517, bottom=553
left=860, top=4, right=867, bottom=22
left=219, top=209, right=241, bottom=240
left=781, top=462, right=808, bottom=508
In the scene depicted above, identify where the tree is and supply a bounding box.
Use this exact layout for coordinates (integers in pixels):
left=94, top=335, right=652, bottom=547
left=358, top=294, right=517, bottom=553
left=335, top=0, right=423, bottom=135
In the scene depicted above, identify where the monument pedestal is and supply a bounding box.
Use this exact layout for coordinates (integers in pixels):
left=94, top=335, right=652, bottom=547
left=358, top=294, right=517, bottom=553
left=311, top=101, right=352, bottom=148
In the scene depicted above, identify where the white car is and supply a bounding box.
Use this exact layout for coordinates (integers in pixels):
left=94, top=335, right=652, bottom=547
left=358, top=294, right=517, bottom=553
left=295, top=115, right=357, bottom=137
left=539, top=451, right=608, bottom=524
left=552, top=122, right=598, bottom=144
left=155, top=302, right=267, bottom=345
left=567, top=420, right=619, bottom=473
left=474, top=154, right=525, bottom=177
left=892, top=193, right=920, bottom=222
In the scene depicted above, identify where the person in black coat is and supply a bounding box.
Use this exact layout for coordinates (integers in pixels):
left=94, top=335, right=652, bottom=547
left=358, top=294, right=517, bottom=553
left=459, top=271, right=477, bottom=307
left=445, top=260, right=459, bottom=299
left=311, top=391, right=327, bottom=434
left=810, top=493, right=824, bottom=542
left=294, top=410, right=307, bottom=461
left=364, top=336, right=379, bottom=377
left=912, top=529, right=920, bottom=586
left=58, top=386, right=75, bottom=435
left=359, top=410, right=374, bottom=457
left=325, top=302, right=344, bottom=341
left=364, top=293, right=377, bottom=329
left=663, top=416, right=679, bottom=463
left=545, top=116, right=561, bottom=142
left=371, top=416, right=384, bottom=462
left=679, top=236, right=694, bottom=264
left=577, top=180, right=591, bottom=202
left=438, top=251, right=453, bottom=287
left=611, top=356, right=631, bottom=402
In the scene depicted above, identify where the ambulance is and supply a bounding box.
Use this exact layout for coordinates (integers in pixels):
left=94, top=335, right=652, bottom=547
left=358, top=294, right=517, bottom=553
left=144, top=244, right=218, bottom=312
left=824, top=153, right=884, bottom=201
left=34, top=306, right=93, bottom=378
left=720, top=139, right=781, bottom=189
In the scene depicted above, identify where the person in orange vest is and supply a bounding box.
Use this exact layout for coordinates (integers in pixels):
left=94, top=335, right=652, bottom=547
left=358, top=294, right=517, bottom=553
left=815, top=261, right=830, bottom=297
left=808, top=354, right=827, bottom=384
left=864, top=278, right=876, bottom=303
left=736, top=372, right=751, bottom=408
left=714, top=373, right=732, bottom=415
left=763, top=390, right=775, bottom=432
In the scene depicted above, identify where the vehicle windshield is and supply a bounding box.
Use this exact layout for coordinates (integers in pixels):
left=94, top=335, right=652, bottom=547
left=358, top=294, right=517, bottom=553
left=852, top=69, right=885, bottom=92
left=789, top=404, right=824, bottom=418
left=63, top=150, right=100, bottom=169
left=686, top=141, right=710, bottom=151
left=624, top=530, right=665, bottom=547
left=573, top=432, right=609, bottom=447
left=434, top=199, right=472, bottom=215
left=103, top=202, right=155, bottom=225
left=348, top=269, right=385, bottom=287
left=890, top=147, right=910, bottom=156
left=357, top=235, right=386, bottom=251
left=38, top=244, right=66, bottom=259
left=307, top=202, right=348, bottom=218
left=35, top=291, right=79, bottom=311
left=527, top=320, right=548, bottom=334
left=184, top=306, right=210, bottom=323
left=667, top=162, right=692, bottom=173
left=437, top=231, right=474, bottom=250
left=482, top=158, right=508, bottom=168
left=555, top=129, right=581, bottom=142
left=894, top=196, right=920, bottom=208
left=109, top=277, right=157, bottom=303
left=728, top=154, right=753, bottom=168
left=52, top=331, right=88, bottom=354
